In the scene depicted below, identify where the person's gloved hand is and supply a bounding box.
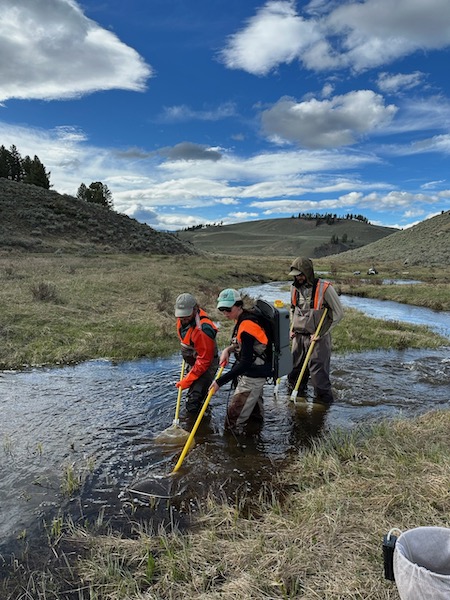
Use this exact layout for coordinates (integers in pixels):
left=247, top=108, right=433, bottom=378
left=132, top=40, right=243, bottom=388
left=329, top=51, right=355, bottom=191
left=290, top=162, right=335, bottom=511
left=175, top=378, right=190, bottom=390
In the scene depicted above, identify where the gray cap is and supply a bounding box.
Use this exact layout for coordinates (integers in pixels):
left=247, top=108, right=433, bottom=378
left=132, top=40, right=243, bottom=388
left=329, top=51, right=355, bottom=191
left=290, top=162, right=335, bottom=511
left=175, top=293, right=197, bottom=317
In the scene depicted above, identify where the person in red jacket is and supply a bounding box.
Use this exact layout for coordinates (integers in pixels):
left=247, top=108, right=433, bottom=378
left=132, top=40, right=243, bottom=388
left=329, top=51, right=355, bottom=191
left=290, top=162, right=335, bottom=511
left=175, top=293, right=219, bottom=415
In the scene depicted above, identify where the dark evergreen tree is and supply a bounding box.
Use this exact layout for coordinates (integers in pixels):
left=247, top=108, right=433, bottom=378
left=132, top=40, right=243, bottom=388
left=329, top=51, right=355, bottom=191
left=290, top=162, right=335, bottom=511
left=77, top=181, right=114, bottom=210
left=0, top=144, right=51, bottom=188
left=0, top=145, right=10, bottom=178
left=23, top=155, right=51, bottom=189
left=8, top=145, right=23, bottom=181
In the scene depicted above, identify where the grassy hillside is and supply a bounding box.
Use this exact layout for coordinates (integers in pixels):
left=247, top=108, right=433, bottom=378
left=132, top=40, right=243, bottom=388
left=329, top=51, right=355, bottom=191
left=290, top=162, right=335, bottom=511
left=329, top=211, right=450, bottom=267
left=178, top=216, right=396, bottom=258
left=0, top=178, right=196, bottom=255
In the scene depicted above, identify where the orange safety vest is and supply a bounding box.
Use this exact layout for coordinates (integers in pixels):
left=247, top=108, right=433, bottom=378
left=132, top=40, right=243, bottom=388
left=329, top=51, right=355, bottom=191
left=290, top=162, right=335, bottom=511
left=177, top=308, right=217, bottom=346
left=291, top=279, right=330, bottom=309
left=235, top=317, right=268, bottom=346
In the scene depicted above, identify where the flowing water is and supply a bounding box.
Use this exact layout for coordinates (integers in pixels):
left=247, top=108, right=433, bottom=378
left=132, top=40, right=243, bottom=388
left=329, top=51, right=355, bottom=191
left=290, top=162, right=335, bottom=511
left=1, top=285, right=449, bottom=558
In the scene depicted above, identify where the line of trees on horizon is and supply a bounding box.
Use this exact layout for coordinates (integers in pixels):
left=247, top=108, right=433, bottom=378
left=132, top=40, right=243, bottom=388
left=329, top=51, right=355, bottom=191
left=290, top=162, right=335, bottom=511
left=182, top=212, right=370, bottom=232
left=293, top=212, right=369, bottom=224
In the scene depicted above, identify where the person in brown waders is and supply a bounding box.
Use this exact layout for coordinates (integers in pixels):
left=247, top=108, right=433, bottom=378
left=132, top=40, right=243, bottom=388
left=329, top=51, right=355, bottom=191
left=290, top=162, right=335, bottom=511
left=287, top=257, right=344, bottom=405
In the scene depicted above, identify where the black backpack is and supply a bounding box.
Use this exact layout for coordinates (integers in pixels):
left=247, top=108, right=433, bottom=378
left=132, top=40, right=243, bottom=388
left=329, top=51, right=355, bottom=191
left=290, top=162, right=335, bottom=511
left=250, top=299, right=292, bottom=384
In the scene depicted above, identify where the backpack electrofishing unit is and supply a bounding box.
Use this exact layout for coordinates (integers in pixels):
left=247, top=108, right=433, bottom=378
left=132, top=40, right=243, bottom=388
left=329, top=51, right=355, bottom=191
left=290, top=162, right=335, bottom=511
left=251, top=299, right=292, bottom=384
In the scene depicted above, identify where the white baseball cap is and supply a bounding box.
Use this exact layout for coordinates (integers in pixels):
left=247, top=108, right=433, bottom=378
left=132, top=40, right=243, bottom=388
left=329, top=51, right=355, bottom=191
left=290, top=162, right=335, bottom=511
left=217, top=288, right=241, bottom=309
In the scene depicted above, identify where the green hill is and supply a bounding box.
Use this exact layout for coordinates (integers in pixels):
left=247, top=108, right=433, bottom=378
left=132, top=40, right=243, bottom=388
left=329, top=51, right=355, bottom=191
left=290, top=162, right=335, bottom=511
left=0, top=178, right=196, bottom=255
left=329, top=210, right=450, bottom=267
left=178, top=216, right=396, bottom=258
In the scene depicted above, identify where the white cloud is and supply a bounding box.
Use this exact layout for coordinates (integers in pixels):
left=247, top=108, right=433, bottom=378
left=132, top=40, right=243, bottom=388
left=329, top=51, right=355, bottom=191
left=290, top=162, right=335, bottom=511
left=1, top=116, right=446, bottom=231
left=421, top=180, right=446, bottom=190
left=261, top=90, right=397, bottom=148
left=249, top=189, right=448, bottom=216
left=158, top=102, right=237, bottom=122
left=377, top=71, right=424, bottom=94
left=327, top=0, right=450, bottom=72
left=228, top=211, right=259, bottom=219
left=0, top=0, right=152, bottom=101
left=220, top=0, right=322, bottom=75
left=122, top=204, right=204, bottom=231
left=216, top=197, right=239, bottom=205
left=221, top=0, right=450, bottom=75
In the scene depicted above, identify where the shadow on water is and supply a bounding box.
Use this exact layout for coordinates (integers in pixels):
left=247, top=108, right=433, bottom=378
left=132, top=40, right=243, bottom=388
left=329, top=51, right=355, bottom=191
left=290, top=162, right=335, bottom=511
left=1, top=283, right=449, bottom=566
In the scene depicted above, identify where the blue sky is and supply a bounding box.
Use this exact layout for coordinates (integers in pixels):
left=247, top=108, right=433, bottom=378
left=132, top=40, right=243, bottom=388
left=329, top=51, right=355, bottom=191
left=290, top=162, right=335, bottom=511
left=1, top=0, right=450, bottom=231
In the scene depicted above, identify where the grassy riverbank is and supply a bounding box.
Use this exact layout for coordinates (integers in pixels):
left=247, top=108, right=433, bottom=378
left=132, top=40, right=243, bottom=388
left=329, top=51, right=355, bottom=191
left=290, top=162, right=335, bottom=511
left=330, top=264, right=450, bottom=312
left=0, top=253, right=448, bottom=369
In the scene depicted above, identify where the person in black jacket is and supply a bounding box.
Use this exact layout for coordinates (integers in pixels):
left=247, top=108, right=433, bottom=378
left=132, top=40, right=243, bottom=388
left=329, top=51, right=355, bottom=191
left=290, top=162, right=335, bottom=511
left=209, top=288, right=272, bottom=431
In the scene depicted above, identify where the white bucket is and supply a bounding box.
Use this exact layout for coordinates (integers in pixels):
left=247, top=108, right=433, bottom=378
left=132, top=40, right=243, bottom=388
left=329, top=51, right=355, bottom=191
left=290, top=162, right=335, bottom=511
left=393, top=526, right=450, bottom=599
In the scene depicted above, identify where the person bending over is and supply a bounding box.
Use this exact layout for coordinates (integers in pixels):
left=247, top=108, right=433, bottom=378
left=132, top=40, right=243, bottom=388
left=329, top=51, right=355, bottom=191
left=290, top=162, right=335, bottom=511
left=174, top=292, right=219, bottom=414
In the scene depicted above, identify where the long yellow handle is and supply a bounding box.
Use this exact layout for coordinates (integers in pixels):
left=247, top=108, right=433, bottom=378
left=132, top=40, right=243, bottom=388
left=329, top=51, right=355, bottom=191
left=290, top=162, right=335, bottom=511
left=171, top=365, right=224, bottom=474
left=290, top=308, right=328, bottom=403
left=173, top=360, right=186, bottom=425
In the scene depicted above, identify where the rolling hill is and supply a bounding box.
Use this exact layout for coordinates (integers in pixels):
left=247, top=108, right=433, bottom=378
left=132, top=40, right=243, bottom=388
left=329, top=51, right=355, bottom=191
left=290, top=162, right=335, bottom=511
left=329, top=210, right=450, bottom=267
left=0, top=178, right=196, bottom=255
left=177, top=216, right=397, bottom=258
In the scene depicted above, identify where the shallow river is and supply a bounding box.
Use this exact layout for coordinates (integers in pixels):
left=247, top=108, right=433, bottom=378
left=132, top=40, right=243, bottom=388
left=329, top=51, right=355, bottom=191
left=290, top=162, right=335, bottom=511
left=1, top=285, right=449, bottom=556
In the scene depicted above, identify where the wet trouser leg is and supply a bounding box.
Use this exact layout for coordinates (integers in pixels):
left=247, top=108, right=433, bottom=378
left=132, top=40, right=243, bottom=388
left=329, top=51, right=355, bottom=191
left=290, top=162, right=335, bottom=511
left=309, top=333, right=333, bottom=404
left=186, top=358, right=219, bottom=414
left=225, top=375, right=265, bottom=430
left=287, top=334, right=309, bottom=393
left=288, top=333, right=333, bottom=403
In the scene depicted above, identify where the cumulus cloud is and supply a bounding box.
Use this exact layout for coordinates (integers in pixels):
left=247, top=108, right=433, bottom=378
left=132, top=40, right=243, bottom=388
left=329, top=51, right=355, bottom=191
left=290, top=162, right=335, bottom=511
left=249, top=189, right=449, bottom=216
left=221, top=0, right=450, bottom=75
left=228, top=211, right=259, bottom=219
left=220, top=1, right=322, bottom=75
left=0, top=0, right=152, bottom=101
left=261, top=90, right=397, bottom=148
left=1, top=116, right=447, bottom=232
left=121, top=204, right=203, bottom=231
left=217, top=197, right=239, bottom=205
